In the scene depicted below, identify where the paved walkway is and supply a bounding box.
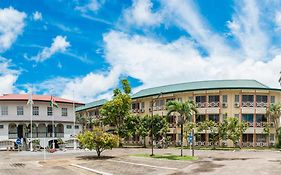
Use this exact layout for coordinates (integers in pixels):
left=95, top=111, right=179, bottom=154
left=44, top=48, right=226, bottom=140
left=0, top=148, right=280, bottom=174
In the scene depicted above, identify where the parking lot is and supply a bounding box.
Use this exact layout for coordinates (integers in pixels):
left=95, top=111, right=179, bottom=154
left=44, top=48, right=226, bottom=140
left=0, top=148, right=280, bottom=175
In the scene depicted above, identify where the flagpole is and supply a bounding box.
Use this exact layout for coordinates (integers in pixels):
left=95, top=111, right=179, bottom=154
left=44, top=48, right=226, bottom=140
left=73, top=90, right=77, bottom=150
left=30, top=90, right=33, bottom=152
left=52, top=96, right=55, bottom=149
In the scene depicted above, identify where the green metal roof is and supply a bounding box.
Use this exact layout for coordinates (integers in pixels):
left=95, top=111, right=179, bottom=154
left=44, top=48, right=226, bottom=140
left=75, top=99, right=107, bottom=112
left=132, top=79, right=280, bottom=99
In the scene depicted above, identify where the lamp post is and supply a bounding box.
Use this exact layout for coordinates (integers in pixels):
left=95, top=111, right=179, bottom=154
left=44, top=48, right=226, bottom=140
left=150, top=92, right=162, bottom=156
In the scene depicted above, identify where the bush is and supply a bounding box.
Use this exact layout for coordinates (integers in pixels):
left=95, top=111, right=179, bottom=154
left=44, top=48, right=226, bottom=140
left=78, top=128, right=119, bottom=157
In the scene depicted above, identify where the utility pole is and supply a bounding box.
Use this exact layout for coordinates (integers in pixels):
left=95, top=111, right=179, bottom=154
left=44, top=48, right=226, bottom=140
left=192, top=128, right=195, bottom=157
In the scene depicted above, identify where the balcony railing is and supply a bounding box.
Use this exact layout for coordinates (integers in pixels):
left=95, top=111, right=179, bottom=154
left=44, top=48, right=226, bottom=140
left=208, top=102, right=220, bottom=108
left=242, top=142, right=253, bottom=147
left=131, top=109, right=145, bottom=113
left=168, top=123, right=176, bottom=128
left=256, top=142, right=268, bottom=147
left=245, top=122, right=254, bottom=127
left=256, top=102, right=267, bottom=108
left=195, top=141, right=206, bottom=146
left=8, top=133, right=17, bottom=139
left=242, top=101, right=254, bottom=107
left=256, top=122, right=268, bottom=127
left=196, top=102, right=207, bottom=108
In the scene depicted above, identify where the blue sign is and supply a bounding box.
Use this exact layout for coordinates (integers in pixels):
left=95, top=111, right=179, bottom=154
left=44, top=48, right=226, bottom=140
left=188, top=134, right=193, bottom=143
left=16, top=138, right=21, bottom=145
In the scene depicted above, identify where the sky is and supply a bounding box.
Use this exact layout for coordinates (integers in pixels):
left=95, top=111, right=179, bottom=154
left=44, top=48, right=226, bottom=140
left=1, top=0, right=281, bottom=103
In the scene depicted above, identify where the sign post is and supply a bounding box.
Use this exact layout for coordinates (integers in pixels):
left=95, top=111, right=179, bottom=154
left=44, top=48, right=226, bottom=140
left=16, top=138, right=21, bottom=152
left=188, top=134, right=193, bottom=156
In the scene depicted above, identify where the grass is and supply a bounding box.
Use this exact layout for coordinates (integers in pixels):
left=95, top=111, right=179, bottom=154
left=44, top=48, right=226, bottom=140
left=131, top=153, right=198, bottom=161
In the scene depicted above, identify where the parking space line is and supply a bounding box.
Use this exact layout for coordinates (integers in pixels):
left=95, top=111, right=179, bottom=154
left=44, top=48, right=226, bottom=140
left=70, top=164, right=113, bottom=175
left=107, top=159, right=178, bottom=170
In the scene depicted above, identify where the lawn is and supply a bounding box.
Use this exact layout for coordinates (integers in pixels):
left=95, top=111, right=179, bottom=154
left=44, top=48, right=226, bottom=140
left=131, top=153, right=198, bottom=161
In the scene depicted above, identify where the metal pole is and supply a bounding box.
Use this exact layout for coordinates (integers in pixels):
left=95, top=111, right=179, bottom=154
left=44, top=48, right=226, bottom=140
left=52, top=104, right=55, bottom=149
left=73, top=90, right=77, bottom=150
left=30, top=92, right=33, bottom=151
left=192, top=128, right=195, bottom=157
left=151, top=99, right=154, bottom=156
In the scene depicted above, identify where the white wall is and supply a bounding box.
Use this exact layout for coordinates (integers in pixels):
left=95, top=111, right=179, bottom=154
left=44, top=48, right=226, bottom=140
left=0, top=101, right=75, bottom=123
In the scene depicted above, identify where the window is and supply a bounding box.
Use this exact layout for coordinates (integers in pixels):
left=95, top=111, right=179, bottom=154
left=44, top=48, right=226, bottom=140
left=188, top=96, right=193, bottom=101
left=256, top=114, right=267, bottom=123
left=242, top=114, right=254, bottom=122
left=62, top=108, right=68, bottom=116
left=208, top=114, right=219, bottom=123
left=208, top=95, right=219, bottom=102
left=75, top=125, right=79, bottom=129
left=222, top=95, right=227, bottom=103
left=66, top=125, right=72, bottom=129
left=33, top=106, right=39, bottom=116
left=1, top=106, right=8, bottom=115
left=141, top=102, right=145, bottom=109
left=242, top=95, right=254, bottom=102
left=0, top=125, right=3, bottom=129
left=17, top=106, right=24, bottom=115
left=47, top=107, right=52, bottom=116
left=223, top=113, right=227, bottom=120
left=196, top=96, right=206, bottom=103
left=234, top=114, right=240, bottom=118
left=132, top=103, right=140, bottom=109
left=256, top=95, right=267, bottom=103
left=235, top=95, right=240, bottom=103
left=270, top=96, right=275, bottom=104
left=196, top=115, right=205, bottom=123
left=178, top=98, right=182, bottom=102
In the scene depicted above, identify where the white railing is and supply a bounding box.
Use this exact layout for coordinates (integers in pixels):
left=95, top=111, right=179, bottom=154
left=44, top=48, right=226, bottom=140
left=195, top=141, right=206, bottom=146
left=208, top=102, right=220, bottom=108
left=8, top=133, right=17, bottom=139
left=242, top=101, right=254, bottom=107
left=242, top=142, right=253, bottom=147
left=196, top=102, right=207, bottom=108
left=256, top=102, right=267, bottom=108
left=256, top=142, right=267, bottom=147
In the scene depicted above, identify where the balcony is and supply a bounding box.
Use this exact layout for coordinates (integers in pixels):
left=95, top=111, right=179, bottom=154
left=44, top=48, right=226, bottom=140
left=242, top=142, right=253, bottom=147
left=195, top=141, right=206, bottom=146
left=256, top=122, right=268, bottom=127
left=8, top=133, right=17, bottom=139
left=168, top=123, right=176, bottom=128
left=256, top=142, right=268, bottom=147
left=246, top=122, right=254, bottom=127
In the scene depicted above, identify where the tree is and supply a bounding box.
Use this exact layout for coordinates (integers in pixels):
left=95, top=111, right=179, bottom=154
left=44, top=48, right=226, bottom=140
left=166, top=100, right=197, bottom=156
left=137, top=115, right=151, bottom=147
left=267, top=103, right=281, bottom=146
left=150, top=114, right=169, bottom=141
left=226, top=117, right=247, bottom=148
left=100, top=79, right=132, bottom=143
left=77, top=128, right=119, bottom=157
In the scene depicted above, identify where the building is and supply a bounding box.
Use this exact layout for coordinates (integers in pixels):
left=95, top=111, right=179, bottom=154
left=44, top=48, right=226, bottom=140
left=76, top=79, right=281, bottom=147
left=0, top=94, right=83, bottom=148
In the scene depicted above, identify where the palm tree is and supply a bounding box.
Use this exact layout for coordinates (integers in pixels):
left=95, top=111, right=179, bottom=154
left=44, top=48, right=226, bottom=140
left=267, top=103, right=281, bottom=146
left=166, top=100, right=197, bottom=156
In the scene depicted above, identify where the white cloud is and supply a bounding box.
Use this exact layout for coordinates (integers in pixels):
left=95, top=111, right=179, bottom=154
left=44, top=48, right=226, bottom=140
left=27, top=67, right=121, bottom=103
left=123, top=0, right=162, bottom=27
left=0, top=57, right=20, bottom=95
left=75, top=0, right=105, bottom=13
left=30, top=35, right=70, bottom=62
left=275, top=11, right=281, bottom=31
left=103, top=30, right=281, bottom=93
left=227, top=0, right=269, bottom=60
left=32, top=11, right=42, bottom=21
left=0, top=7, right=26, bottom=52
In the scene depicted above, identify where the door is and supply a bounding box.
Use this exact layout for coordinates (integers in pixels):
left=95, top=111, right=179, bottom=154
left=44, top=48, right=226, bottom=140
left=17, top=125, right=23, bottom=138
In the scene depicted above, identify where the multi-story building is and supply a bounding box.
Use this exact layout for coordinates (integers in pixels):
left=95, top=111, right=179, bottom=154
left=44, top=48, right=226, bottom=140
left=76, top=80, right=281, bottom=147
left=0, top=94, right=83, bottom=148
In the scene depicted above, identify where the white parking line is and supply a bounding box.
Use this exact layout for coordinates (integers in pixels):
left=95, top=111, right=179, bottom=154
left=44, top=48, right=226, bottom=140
left=107, top=159, right=178, bottom=170
left=70, top=164, right=113, bottom=175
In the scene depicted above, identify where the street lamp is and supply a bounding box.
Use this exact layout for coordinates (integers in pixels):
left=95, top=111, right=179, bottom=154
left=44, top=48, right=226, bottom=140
left=150, top=92, right=162, bottom=156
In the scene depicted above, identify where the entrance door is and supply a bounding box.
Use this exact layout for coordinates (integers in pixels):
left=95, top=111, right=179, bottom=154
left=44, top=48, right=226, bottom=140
left=17, top=125, right=23, bottom=138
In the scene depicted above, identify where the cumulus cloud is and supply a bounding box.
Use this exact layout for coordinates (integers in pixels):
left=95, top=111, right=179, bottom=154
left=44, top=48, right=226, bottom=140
left=32, top=11, right=42, bottom=21
left=0, top=7, right=26, bottom=53
left=123, top=0, right=162, bottom=27
left=27, top=67, right=121, bottom=102
left=0, top=57, right=20, bottom=95
left=30, top=35, right=70, bottom=62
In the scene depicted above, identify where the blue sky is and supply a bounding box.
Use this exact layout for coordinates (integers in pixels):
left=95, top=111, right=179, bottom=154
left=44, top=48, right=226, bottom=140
left=0, top=0, right=281, bottom=102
